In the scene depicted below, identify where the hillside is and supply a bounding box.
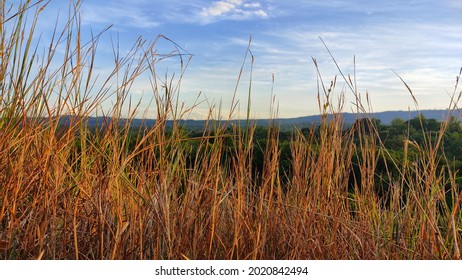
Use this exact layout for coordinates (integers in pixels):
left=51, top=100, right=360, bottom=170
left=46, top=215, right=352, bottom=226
left=55, top=109, right=459, bottom=129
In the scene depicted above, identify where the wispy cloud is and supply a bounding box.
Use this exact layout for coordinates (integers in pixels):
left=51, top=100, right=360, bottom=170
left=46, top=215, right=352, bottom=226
left=446, top=0, right=462, bottom=9
left=201, top=0, right=243, bottom=17
left=82, top=2, right=160, bottom=29
left=200, top=0, right=268, bottom=21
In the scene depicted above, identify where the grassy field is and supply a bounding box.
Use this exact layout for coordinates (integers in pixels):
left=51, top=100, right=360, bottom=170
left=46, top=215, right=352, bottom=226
left=1, top=1, right=462, bottom=259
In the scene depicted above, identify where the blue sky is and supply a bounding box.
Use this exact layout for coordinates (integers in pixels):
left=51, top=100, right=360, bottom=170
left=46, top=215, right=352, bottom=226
left=40, top=0, right=462, bottom=119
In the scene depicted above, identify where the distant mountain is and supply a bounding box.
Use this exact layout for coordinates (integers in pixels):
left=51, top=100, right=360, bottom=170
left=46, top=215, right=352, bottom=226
left=264, top=109, right=460, bottom=126
left=55, top=109, right=460, bottom=129
left=243, top=109, right=460, bottom=128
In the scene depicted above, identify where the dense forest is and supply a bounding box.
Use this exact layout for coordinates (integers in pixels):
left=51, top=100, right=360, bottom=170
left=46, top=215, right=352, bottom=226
left=108, top=113, right=462, bottom=211
left=173, top=114, right=462, bottom=190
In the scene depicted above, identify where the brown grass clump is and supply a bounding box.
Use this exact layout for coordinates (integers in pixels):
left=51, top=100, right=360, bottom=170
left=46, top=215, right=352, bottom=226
left=1, top=0, right=461, bottom=259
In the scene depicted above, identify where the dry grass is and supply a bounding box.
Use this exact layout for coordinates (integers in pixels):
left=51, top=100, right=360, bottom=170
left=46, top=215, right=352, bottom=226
left=1, top=0, right=462, bottom=259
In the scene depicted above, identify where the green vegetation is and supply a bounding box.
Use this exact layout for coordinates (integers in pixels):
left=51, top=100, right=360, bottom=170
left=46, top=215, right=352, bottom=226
left=1, top=0, right=462, bottom=259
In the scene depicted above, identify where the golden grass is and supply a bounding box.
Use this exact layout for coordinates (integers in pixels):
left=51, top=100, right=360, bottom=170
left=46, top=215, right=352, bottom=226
left=1, top=0, right=462, bottom=259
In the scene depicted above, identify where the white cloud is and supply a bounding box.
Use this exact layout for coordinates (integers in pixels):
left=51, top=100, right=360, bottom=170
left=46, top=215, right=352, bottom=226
left=243, top=3, right=262, bottom=8
left=200, top=0, right=268, bottom=20
left=201, top=0, right=242, bottom=17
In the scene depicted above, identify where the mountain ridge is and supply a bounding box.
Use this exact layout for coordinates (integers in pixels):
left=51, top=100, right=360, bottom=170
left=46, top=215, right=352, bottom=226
left=56, top=109, right=460, bottom=129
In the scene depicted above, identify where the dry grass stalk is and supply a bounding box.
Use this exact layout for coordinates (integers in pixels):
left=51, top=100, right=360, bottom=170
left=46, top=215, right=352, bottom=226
left=0, top=0, right=461, bottom=259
